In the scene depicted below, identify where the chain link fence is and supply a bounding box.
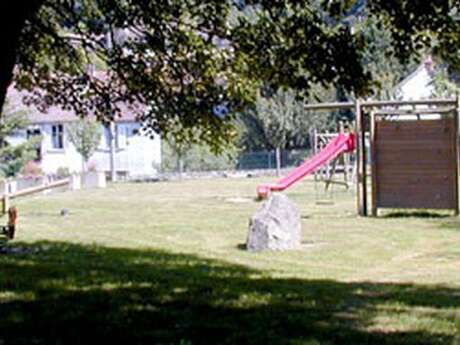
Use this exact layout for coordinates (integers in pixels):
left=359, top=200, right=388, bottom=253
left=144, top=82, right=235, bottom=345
left=161, top=148, right=314, bottom=175
left=235, top=149, right=312, bottom=171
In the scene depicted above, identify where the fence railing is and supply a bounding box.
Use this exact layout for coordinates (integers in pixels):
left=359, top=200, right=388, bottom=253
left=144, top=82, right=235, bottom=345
left=1, top=175, right=81, bottom=214
left=9, top=178, right=70, bottom=200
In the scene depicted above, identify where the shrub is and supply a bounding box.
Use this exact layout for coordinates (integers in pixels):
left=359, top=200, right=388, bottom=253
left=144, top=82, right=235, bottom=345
left=87, top=161, right=98, bottom=172
left=56, top=167, right=71, bottom=178
left=20, top=160, right=43, bottom=177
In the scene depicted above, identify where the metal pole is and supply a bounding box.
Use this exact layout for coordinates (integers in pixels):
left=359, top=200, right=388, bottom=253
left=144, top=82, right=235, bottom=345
left=355, top=100, right=364, bottom=216
left=109, top=122, right=117, bottom=182
left=454, top=95, right=460, bottom=216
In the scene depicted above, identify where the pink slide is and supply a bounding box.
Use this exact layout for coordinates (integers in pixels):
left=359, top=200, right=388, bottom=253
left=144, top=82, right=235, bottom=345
left=257, top=133, right=356, bottom=199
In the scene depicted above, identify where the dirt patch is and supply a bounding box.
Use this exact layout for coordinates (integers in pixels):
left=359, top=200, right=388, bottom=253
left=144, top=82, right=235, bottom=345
left=225, top=197, right=254, bottom=203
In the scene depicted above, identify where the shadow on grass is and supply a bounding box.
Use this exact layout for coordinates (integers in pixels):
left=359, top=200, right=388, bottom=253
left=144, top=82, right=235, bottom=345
left=1, top=241, right=459, bottom=345
left=439, top=219, right=460, bottom=231
left=236, top=243, right=247, bottom=250
left=382, top=211, right=451, bottom=219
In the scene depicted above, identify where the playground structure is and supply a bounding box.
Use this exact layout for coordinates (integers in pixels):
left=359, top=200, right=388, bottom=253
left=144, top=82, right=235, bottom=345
left=311, top=126, right=357, bottom=205
left=313, top=125, right=356, bottom=191
left=256, top=131, right=356, bottom=199
left=257, top=98, right=460, bottom=216
left=1, top=207, right=17, bottom=241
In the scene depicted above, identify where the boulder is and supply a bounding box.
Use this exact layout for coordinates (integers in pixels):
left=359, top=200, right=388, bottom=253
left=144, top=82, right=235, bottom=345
left=246, top=194, right=301, bottom=251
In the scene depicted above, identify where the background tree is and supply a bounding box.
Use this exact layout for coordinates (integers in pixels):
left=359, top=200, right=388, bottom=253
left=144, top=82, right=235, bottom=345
left=431, top=65, right=460, bottom=98
left=162, top=120, right=238, bottom=178
left=238, top=82, right=334, bottom=154
left=1, top=0, right=376, bottom=155
left=0, top=99, right=40, bottom=177
left=357, top=14, right=420, bottom=100
left=162, top=139, right=238, bottom=176
left=163, top=133, right=191, bottom=180
left=67, top=118, right=102, bottom=172
left=367, top=1, right=460, bottom=67
left=0, top=2, right=45, bottom=111
left=2, top=1, right=460, bottom=156
left=245, top=89, right=327, bottom=176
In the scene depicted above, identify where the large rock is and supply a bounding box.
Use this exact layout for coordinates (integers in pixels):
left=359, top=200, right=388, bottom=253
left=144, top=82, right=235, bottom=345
left=246, top=194, right=301, bottom=251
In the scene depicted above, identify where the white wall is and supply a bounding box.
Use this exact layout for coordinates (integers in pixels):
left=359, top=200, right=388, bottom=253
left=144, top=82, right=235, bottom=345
left=33, top=122, right=161, bottom=177
left=88, top=123, right=162, bottom=177
left=40, top=123, right=82, bottom=173
left=393, top=62, right=439, bottom=120
left=395, top=64, right=434, bottom=101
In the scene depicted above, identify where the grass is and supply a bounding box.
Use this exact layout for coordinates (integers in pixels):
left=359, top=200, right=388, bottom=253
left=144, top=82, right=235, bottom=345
left=1, top=177, right=460, bottom=344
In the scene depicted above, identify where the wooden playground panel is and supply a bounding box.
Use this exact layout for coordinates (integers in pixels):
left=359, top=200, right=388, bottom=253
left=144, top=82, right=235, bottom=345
left=371, top=117, right=458, bottom=214
left=305, top=99, right=460, bottom=216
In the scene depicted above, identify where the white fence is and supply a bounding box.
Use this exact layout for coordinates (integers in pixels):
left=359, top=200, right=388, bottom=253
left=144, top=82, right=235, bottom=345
left=0, top=172, right=106, bottom=214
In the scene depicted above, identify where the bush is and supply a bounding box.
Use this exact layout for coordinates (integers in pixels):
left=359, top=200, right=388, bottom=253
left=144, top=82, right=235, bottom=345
left=161, top=142, right=238, bottom=173
left=56, top=167, right=71, bottom=178
left=87, top=161, right=98, bottom=172
left=20, top=161, right=43, bottom=177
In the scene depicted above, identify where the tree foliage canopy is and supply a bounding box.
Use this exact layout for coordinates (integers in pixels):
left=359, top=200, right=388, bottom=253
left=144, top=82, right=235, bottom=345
left=246, top=89, right=327, bottom=151
left=0, top=100, right=40, bottom=177
left=9, top=0, right=372, bottom=153
left=3, top=0, right=460, bottom=152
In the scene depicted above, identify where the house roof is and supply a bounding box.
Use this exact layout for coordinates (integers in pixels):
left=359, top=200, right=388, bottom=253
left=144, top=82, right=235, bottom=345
left=5, top=84, right=141, bottom=124
left=393, top=56, right=434, bottom=96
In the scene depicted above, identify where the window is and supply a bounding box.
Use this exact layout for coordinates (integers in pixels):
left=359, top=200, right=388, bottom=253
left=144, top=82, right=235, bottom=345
left=116, top=125, right=129, bottom=149
left=99, top=125, right=114, bottom=150
left=27, top=128, right=41, bottom=139
left=101, top=126, right=111, bottom=149
left=51, top=124, right=64, bottom=149
left=27, top=128, right=42, bottom=160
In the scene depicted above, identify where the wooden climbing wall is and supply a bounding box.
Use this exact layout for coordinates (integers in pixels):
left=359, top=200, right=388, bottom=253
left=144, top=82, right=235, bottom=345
left=372, top=118, right=458, bottom=210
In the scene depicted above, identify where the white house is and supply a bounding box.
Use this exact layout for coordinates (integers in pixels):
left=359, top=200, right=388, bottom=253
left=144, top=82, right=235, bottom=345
left=394, top=56, right=435, bottom=100
left=6, top=87, right=161, bottom=179
left=390, top=56, right=443, bottom=121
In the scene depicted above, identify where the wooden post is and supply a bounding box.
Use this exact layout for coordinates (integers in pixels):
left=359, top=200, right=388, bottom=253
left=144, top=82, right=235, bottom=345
left=275, top=147, right=281, bottom=177
left=325, top=158, right=338, bottom=191
left=370, top=111, right=378, bottom=217
left=338, top=120, right=344, bottom=133
left=454, top=96, right=460, bottom=216
left=313, top=129, right=318, bottom=182
left=2, top=195, right=9, bottom=215
left=355, top=100, right=365, bottom=216
left=361, top=105, right=368, bottom=216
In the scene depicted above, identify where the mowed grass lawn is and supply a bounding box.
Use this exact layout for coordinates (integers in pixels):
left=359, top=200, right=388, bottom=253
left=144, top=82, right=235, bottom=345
left=1, top=177, right=460, bottom=345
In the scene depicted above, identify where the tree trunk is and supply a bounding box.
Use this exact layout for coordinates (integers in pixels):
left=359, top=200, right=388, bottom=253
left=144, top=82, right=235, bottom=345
left=82, top=157, right=87, bottom=174
left=275, top=147, right=281, bottom=177
left=109, top=122, right=117, bottom=182
left=0, top=2, right=46, bottom=115
left=177, top=154, right=184, bottom=180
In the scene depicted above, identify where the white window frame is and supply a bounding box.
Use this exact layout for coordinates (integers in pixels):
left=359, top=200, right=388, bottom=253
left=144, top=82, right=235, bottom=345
left=51, top=124, right=64, bottom=150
